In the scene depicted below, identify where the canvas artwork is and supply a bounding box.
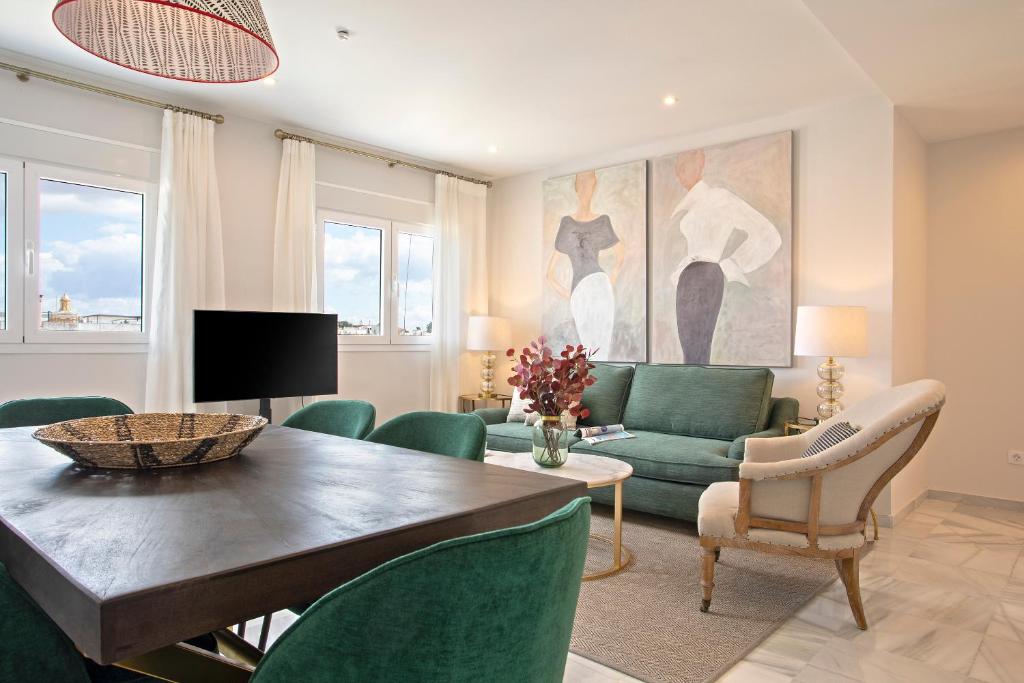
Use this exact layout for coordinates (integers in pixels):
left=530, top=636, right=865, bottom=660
left=651, top=131, right=792, bottom=366
left=542, top=160, right=647, bottom=361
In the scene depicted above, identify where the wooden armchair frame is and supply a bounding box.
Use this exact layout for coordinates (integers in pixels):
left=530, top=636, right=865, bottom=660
left=699, top=407, right=941, bottom=629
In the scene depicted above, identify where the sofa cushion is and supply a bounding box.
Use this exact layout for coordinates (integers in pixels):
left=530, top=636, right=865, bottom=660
left=485, top=422, right=580, bottom=453
left=569, top=431, right=739, bottom=486
left=622, top=365, right=774, bottom=441
left=580, top=363, right=635, bottom=427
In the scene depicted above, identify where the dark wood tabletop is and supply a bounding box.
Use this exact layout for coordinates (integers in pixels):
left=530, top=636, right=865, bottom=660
left=0, top=425, right=586, bottom=664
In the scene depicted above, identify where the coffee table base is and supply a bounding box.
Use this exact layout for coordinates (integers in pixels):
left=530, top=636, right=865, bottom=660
left=583, top=533, right=633, bottom=581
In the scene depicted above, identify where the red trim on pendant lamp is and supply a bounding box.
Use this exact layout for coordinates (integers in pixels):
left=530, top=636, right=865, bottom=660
left=52, top=0, right=279, bottom=83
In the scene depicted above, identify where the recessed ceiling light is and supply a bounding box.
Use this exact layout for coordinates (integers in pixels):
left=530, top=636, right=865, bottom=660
left=262, top=76, right=277, bottom=86
left=336, top=28, right=351, bottom=41
left=663, top=94, right=678, bottom=106
left=487, top=144, right=499, bottom=154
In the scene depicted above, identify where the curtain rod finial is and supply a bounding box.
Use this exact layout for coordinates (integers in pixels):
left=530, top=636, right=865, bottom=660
left=213, top=114, right=225, bottom=124
left=274, top=129, right=288, bottom=140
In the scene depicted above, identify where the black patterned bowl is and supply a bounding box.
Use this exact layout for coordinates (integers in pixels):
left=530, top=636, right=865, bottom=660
left=32, top=413, right=267, bottom=470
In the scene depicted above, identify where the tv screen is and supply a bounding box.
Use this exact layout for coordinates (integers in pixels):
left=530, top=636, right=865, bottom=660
left=193, top=310, right=338, bottom=403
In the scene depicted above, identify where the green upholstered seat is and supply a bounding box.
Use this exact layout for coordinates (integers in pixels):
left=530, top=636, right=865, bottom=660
left=254, top=497, right=591, bottom=683
left=482, top=421, right=581, bottom=453
left=365, top=411, right=487, bottom=461
left=282, top=400, right=376, bottom=440
left=0, top=562, right=90, bottom=682
left=570, top=430, right=739, bottom=486
left=0, top=396, right=133, bottom=429
left=622, top=365, right=774, bottom=440
left=578, top=363, right=634, bottom=427
left=0, top=561, right=177, bottom=682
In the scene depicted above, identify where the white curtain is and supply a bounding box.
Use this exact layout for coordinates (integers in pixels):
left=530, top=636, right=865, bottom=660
left=271, top=138, right=318, bottom=421
left=430, top=175, right=488, bottom=411
left=145, top=110, right=225, bottom=413
left=272, top=139, right=317, bottom=312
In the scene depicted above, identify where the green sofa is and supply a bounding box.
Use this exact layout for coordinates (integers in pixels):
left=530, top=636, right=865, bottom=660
left=476, top=363, right=798, bottom=522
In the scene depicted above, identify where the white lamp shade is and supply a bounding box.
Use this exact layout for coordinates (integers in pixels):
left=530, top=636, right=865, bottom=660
left=466, top=316, right=511, bottom=351
left=794, top=306, right=868, bottom=358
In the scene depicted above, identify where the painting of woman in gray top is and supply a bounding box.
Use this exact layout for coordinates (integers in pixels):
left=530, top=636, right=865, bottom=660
left=546, top=170, right=625, bottom=360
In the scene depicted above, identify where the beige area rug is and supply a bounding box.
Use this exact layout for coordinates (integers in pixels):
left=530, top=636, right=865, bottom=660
left=571, top=506, right=838, bottom=683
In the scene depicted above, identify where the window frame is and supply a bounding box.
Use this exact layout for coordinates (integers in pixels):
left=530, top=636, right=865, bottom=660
left=316, top=209, right=435, bottom=347
left=390, top=220, right=435, bottom=346
left=0, top=157, right=25, bottom=344
left=21, top=163, right=154, bottom=345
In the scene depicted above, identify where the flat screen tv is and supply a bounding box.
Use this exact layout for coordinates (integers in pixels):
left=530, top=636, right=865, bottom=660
left=193, top=310, right=338, bottom=420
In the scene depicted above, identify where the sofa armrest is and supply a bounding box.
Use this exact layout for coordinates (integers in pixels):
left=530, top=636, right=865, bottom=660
left=727, top=396, right=799, bottom=459
left=473, top=408, right=510, bottom=425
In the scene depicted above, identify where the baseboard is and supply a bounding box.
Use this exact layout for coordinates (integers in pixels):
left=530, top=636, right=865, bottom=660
left=879, top=489, right=930, bottom=528
left=928, top=489, right=1024, bottom=512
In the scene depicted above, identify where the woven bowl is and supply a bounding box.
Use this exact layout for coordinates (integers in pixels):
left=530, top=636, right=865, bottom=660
left=32, top=413, right=268, bottom=470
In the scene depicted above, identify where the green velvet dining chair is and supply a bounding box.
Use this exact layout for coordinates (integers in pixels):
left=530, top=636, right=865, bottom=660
left=0, top=396, right=133, bottom=429
left=281, top=400, right=376, bottom=440
left=364, top=411, right=487, bottom=461
left=256, top=497, right=591, bottom=683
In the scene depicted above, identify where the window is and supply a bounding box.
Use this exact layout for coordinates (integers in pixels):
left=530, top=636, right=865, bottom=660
left=0, top=157, right=24, bottom=344
left=0, top=160, right=153, bottom=345
left=318, top=210, right=434, bottom=345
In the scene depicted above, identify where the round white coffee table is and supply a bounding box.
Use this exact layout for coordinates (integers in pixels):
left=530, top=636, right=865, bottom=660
left=485, top=451, right=633, bottom=580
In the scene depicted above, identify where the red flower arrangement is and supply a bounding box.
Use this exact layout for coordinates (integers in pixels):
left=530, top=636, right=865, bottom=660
left=507, top=336, right=597, bottom=418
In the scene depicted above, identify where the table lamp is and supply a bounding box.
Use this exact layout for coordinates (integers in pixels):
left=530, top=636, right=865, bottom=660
left=467, top=316, right=511, bottom=398
left=794, top=305, right=868, bottom=419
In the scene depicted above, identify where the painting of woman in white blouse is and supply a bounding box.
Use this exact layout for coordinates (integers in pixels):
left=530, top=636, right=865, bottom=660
left=542, top=162, right=647, bottom=361
left=652, top=132, right=792, bottom=366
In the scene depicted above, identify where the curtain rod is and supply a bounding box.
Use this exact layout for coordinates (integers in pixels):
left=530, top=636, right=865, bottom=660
left=274, top=129, right=491, bottom=187
left=1, top=61, right=225, bottom=124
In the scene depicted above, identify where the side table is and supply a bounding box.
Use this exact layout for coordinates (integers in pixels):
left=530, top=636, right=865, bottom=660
left=485, top=450, right=633, bottom=580
left=458, top=394, right=512, bottom=413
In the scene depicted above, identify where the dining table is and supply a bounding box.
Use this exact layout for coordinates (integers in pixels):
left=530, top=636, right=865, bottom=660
left=0, top=424, right=587, bottom=680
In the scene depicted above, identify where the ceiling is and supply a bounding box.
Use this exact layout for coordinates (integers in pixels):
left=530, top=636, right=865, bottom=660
left=0, top=1, right=1021, bottom=177
left=804, top=0, right=1024, bottom=143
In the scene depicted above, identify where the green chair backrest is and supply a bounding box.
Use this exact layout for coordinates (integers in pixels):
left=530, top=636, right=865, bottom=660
left=365, top=411, right=487, bottom=461
left=253, top=497, right=591, bottom=683
left=0, top=563, right=90, bottom=682
left=0, top=396, right=133, bottom=429
left=281, top=400, right=376, bottom=440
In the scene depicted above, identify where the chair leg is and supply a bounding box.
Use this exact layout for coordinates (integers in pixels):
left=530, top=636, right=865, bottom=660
left=700, top=546, right=716, bottom=612
left=835, top=552, right=867, bottom=630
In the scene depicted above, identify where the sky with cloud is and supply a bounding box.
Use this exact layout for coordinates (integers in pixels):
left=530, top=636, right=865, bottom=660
left=37, top=179, right=143, bottom=326
left=323, top=222, right=433, bottom=335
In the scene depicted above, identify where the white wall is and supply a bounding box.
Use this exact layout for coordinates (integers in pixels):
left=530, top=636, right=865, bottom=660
left=926, top=126, right=1024, bottom=502
left=890, top=111, right=931, bottom=515
left=489, top=94, right=908, bottom=514
left=488, top=94, right=896, bottom=420
left=0, top=68, right=435, bottom=424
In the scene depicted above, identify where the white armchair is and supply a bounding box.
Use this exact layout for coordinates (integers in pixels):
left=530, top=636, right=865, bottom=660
left=696, top=379, right=945, bottom=629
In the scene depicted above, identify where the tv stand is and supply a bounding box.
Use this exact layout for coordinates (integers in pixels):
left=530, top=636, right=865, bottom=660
left=259, top=398, right=272, bottom=423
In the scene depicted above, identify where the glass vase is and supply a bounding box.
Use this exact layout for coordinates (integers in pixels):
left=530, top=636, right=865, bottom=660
left=532, top=416, right=569, bottom=468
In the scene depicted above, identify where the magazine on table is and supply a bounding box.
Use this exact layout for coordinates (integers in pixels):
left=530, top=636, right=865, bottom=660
left=576, top=423, right=636, bottom=445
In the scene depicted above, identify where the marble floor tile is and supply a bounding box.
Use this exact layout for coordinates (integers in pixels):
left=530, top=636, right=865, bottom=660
left=909, top=539, right=1022, bottom=577
left=861, top=554, right=1009, bottom=598
left=743, top=619, right=834, bottom=676
left=792, top=595, right=872, bottom=636
left=858, top=575, right=997, bottom=633
left=847, top=611, right=985, bottom=674
left=793, top=665, right=859, bottom=682
left=987, top=601, right=1024, bottom=643
left=809, top=636, right=968, bottom=682
left=564, top=653, right=644, bottom=682
left=1001, top=578, right=1024, bottom=604
left=717, top=660, right=795, bottom=683
left=968, top=635, right=1024, bottom=683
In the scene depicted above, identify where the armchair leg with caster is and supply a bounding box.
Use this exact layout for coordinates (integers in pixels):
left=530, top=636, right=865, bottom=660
left=700, top=545, right=716, bottom=612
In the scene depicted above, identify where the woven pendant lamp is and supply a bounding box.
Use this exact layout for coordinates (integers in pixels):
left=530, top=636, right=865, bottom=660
left=53, top=0, right=279, bottom=83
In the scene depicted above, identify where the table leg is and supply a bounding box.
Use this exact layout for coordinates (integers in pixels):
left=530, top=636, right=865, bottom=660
left=115, top=641, right=253, bottom=682
left=582, top=481, right=633, bottom=581
left=870, top=507, right=879, bottom=541
left=613, top=480, right=623, bottom=569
